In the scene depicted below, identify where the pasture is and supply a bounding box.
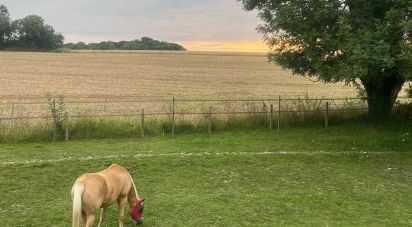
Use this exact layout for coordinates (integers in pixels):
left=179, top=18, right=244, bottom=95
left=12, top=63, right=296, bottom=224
left=1, top=125, right=412, bottom=226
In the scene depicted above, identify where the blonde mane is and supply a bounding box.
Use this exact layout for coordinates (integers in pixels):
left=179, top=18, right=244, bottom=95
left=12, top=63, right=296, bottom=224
left=128, top=172, right=139, bottom=199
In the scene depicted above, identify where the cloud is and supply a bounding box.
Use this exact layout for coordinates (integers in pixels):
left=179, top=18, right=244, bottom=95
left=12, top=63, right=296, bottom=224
left=2, top=0, right=263, bottom=50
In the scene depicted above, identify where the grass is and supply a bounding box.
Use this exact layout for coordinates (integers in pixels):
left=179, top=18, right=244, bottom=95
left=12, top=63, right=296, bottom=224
left=0, top=124, right=411, bottom=226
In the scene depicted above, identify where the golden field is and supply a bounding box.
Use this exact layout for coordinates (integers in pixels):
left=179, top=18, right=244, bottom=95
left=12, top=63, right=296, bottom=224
left=0, top=50, right=356, bottom=100
left=0, top=50, right=363, bottom=118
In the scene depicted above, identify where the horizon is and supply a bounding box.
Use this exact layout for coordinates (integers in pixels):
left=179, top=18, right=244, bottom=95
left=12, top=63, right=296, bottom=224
left=2, top=0, right=268, bottom=52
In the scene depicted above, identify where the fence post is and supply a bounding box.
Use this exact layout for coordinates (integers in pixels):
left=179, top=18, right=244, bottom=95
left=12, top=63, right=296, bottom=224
left=278, top=96, right=281, bottom=131
left=64, top=112, right=69, bottom=141
left=325, top=101, right=329, bottom=128
left=140, top=109, right=145, bottom=137
left=52, top=98, right=57, bottom=142
left=208, top=106, right=212, bottom=134
left=172, top=96, right=175, bottom=136
left=11, top=100, right=14, bottom=119
left=104, top=97, right=108, bottom=114
left=270, top=104, right=273, bottom=129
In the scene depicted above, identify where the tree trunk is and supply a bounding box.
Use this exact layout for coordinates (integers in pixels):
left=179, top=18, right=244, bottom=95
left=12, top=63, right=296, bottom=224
left=361, top=73, right=404, bottom=120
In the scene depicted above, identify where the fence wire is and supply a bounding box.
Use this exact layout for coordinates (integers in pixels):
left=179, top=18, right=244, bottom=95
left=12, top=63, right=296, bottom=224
left=0, top=96, right=409, bottom=121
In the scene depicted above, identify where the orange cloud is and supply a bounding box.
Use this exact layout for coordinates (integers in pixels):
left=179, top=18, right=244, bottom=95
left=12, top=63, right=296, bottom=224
left=177, top=40, right=269, bottom=52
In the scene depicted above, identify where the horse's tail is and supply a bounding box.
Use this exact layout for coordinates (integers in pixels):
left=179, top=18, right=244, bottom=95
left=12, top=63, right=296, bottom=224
left=72, top=182, right=84, bottom=227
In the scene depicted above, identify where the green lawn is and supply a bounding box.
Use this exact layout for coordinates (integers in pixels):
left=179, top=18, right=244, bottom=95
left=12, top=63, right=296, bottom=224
left=0, top=124, right=411, bottom=226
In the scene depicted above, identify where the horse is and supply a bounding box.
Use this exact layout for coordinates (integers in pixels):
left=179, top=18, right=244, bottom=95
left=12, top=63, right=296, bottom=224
left=71, top=164, right=145, bottom=227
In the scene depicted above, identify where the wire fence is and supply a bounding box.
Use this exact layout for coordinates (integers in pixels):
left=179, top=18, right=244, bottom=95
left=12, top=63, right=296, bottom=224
left=0, top=96, right=375, bottom=119
left=0, top=96, right=410, bottom=140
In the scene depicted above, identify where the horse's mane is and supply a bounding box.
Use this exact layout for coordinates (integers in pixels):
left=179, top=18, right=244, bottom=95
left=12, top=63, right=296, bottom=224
left=128, top=172, right=139, bottom=199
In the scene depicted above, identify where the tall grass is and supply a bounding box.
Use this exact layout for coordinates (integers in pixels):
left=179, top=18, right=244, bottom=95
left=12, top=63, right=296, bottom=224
left=1, top=98, right=410, bottom=143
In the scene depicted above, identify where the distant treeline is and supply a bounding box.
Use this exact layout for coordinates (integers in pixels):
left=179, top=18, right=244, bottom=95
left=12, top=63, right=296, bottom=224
left=0, top=4, right=185, bottom=52
left=64, top=37, right=186, bottom=51
left=0, top=5, right=63, bottom=51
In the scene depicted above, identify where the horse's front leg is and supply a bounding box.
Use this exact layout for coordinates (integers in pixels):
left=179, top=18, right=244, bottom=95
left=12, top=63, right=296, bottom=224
left=97, top=206, right=107, bottom=227
left=118, top=196, right=127, bottom=227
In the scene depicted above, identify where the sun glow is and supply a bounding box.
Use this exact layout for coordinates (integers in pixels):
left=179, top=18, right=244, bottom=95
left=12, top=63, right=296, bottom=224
left=178, top=40, right=269, bottom=52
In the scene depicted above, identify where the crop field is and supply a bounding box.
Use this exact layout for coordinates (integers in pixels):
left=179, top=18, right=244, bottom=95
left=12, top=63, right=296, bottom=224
left=1, top=126, right=412, bottom=226
left=0, top=50, right=360, bottom=120
left=0, top=50, right=357, bottom=100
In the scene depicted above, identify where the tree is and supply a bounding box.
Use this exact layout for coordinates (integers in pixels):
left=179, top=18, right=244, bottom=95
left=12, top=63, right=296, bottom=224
left=14, top=15, right=63, bottom=50
left=0, top=5, right=12, bottom=49
left=240, top=0, right=412, bottom=119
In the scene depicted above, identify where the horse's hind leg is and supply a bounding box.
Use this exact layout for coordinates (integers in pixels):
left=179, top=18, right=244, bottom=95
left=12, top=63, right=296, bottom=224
left=97, top=206, right=107, bottom=227
left=85, top=213, right=96, bottom=227
left=82, top=211, right=87, bottom=225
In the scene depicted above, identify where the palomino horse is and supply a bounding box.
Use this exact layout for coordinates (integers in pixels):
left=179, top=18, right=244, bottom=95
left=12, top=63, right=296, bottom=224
left=71, top=164, right=145, bottom=227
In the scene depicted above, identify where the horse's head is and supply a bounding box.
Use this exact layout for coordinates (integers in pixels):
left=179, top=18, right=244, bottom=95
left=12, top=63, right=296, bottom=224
left=129, top=199, right=145, bottom=225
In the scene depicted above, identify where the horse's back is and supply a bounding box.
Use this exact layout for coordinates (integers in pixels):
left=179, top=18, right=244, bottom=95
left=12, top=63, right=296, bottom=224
left=99, top=164, right=132, bottom=198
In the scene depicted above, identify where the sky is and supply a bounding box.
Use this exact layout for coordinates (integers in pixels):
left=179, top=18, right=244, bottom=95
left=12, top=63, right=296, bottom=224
left=2, top=0, right=268, bottom=52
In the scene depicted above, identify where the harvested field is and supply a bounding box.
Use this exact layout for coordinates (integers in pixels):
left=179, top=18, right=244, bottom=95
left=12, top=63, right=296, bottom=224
left=0, top=50, right=356, bottom=100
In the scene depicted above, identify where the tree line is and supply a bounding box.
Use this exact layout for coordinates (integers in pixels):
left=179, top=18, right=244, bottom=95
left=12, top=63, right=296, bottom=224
left=0, top=5, right=63, bottom=50
left=0, top=5, right=185, bottom=51
left=64, top=37, right=186, bottom=51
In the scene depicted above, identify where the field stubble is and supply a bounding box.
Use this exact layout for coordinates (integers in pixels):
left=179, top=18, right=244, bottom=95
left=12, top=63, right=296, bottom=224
left=0, top=50, right=356, bottom=99
left=0, top=50, right=360, bottom=118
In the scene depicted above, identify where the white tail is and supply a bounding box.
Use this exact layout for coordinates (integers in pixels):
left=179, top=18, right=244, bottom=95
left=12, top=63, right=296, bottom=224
left=72, top=183, right=84, bottom=227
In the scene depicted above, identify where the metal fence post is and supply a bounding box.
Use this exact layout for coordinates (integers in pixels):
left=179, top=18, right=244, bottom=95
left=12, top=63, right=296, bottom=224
left=208, top=106, right=212, bottom=134
left=140, top=109, right=145, bottom=137
left=172, top=96, right=175, bottom=136
left=270, top=104, right=273, bottom=129
left=52, top=98, right=57, bottom=142
left=278, top=96, right=281, bottom=131
left=64, top=112, right=69, bottom=141
left=325, top=101, right=329, bottom=128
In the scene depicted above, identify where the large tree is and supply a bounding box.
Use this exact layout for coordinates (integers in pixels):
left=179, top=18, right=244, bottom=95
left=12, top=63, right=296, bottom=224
left=240, top=0, right=412, bottom=119
left=14, top=15, right=63, bottom=50
left=0, top=5, right=12, bottom=49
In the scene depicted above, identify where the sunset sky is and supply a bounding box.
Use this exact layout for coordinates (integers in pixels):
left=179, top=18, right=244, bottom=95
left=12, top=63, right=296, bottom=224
left=2, top=0, right=268, bottom=52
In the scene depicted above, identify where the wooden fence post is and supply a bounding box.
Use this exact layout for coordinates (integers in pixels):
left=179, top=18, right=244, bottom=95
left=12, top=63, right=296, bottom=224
left=208, top=106, right=212, bottom=134
left=11, top=100, right=14, bottom=119
left=325, top=102, right=329, bottom=128
left=140, top=109, right=145, bottom=137
left=278, top=96, right=281, bottom=131
left=52, top=98, right=57, bottom=142
left=172, top=96, right=175, bottom=136
left=270, top=104, right=273, bottom=129
left=104, top=97, right=108, bottom=114
left=64, top=112, right=69, bottom=141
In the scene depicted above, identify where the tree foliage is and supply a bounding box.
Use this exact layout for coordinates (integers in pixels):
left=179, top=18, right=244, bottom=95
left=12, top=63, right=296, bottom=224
left=64, top=37, right=186, bottom=51
left=240, top=0, right=412, bottom=118
left=0, top=5, right=12, bottom=49
left=0, top=5, right=63, bottom=50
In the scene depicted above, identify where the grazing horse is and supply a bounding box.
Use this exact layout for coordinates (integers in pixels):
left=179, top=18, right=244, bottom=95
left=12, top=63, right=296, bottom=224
left=71, top=164, right=145, bottom=227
